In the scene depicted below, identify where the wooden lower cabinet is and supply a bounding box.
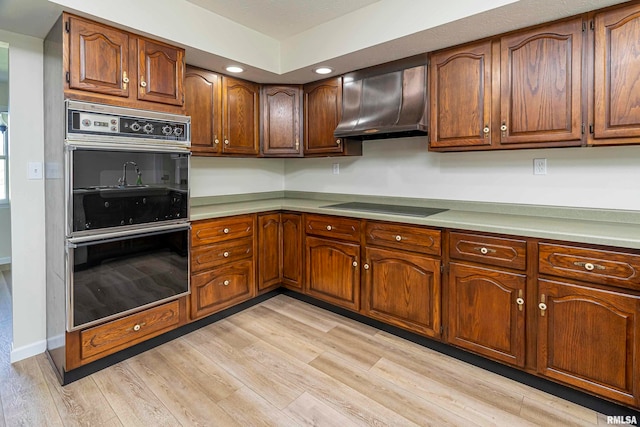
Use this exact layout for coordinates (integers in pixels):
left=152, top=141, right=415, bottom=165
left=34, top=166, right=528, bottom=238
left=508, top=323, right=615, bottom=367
left=66, top=298, right=186, bottom=370
left=363, top=247, right=441, bottom=338
left=537, top=278, right=640, bottom=406
left=190, top=260, right=255, bottom=320
left=282, top=213, right=303, bottom=290
left=305, top=235, right=360, bottom=311
left=257, top=213, right=282, bottom=292
left=447, top=262, right=527, bottom=367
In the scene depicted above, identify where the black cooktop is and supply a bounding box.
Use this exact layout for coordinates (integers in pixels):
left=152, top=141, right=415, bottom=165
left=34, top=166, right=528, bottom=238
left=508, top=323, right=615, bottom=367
left=322, top=202, right=448, bottom=217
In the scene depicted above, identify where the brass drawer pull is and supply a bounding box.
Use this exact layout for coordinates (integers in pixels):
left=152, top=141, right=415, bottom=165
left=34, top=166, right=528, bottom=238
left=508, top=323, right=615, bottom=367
left=223, top=280, right=230, bottom=286
left=475, top=246, right=496, bottom=255
left=573, top=261, right=605, bottom=271
left=132, top=322, right=146, bottom=332
left=223, top=228, right=230, bottom=234
left=395, top=235, right=402, bottom=242
left=223, top=251, right=230, bottom=258
left=326, top=225, right=332, bottom=231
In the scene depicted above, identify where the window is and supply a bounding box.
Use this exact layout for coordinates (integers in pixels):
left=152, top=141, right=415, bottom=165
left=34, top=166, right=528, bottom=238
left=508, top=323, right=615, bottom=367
left=0, top=121, right=6, bottom=204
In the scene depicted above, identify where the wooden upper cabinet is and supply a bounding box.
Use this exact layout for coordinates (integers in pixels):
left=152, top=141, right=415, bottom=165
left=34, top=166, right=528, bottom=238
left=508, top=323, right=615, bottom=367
left=261, top=85, right=303, bottom=157
left=500, top=19, right=583, bottom=145
left=136, top=37, right=184, bottom=106
left=222, top=76, right=260, bottom=155
left=303, top=77, right=344, bottom=155
left=68, top=16, right=130, bottom=97
left=430, top=40, right=492, bottom=149
left=593, top=3, right=640, bottom=144
left=185, top=66, right=221, bottom=155
left=65, top=13, right=185, bottom=112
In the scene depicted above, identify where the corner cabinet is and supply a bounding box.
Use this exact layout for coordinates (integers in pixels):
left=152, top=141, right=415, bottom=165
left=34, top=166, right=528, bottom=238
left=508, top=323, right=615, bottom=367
left=592, top=3, right=640, bottom=145
left=64, top=13, right=184, bottom=112
left=261, top=85, right=303, bottom=157
left=258, top=212, right=304, bottom=293
left=430, top=18, right=584, bottom=151
left=303, top=77, right=362, bottom=157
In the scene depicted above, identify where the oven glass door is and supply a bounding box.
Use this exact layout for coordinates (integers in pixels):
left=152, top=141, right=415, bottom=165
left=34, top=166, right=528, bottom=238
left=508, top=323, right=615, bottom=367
left=70, top=148, right=189, bottom=235
left=68, top=226, right=189, bottom=330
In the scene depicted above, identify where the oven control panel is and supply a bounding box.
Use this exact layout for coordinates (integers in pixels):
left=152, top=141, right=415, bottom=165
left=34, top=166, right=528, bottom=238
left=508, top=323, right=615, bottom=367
left=66, top=101, right=190, bottom=145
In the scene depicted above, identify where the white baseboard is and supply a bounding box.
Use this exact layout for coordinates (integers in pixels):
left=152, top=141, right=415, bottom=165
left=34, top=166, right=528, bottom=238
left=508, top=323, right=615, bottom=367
left=0, top=256, right=10, bottom=267
left=10, top=339, right=46, bottom=363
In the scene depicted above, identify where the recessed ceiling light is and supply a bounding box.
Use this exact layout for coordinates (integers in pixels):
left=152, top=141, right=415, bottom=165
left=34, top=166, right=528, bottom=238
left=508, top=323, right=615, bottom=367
left=314, top=67, right=333, bottom=75
left=226, top=66, right=244, bottom=73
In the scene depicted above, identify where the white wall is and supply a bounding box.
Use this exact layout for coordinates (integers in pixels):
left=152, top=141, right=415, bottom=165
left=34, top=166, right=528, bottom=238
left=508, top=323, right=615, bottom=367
left=284, top=137, right=640, bottom=211
left=191, top=157, right=284, bottom=197
left=0, top=206, right=10, bottom=263
left=0, top=29, right=46, bottom=362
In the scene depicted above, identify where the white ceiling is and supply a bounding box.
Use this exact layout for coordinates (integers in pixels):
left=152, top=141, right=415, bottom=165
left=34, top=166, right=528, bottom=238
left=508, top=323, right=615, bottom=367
left=186, top=0, right=382, bottom=40
left=0, top=0, right=631, bottom=85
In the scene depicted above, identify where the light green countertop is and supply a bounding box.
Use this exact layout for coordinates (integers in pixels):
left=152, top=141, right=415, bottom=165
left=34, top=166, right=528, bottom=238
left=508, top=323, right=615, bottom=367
left=190, top=191, right=640, bottom=250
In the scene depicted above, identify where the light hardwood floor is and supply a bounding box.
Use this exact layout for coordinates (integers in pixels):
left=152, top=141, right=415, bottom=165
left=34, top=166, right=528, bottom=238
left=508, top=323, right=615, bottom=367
left=0, top=284, right=617, bottom=426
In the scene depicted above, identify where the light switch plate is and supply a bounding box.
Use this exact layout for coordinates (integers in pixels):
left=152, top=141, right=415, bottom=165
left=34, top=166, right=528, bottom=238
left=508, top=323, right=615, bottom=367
left=28, top=161, right=43, bottom=180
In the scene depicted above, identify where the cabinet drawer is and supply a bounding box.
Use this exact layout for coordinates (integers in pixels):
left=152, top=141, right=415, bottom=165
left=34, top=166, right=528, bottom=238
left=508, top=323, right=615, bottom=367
left=191, top=238, right=253, bottom=273
left=190, top=260, right=255, bottom=319
left=449, top=232, right=527, bottom=271
left=539, top=243, right=640, bottom=290
left=305, top=214, right=361, bottom=242
left=192, top=215, right=254, bottom=246
left=80, top=300, right=181, bottom=359
left=366, top=221, right=441, bottom=256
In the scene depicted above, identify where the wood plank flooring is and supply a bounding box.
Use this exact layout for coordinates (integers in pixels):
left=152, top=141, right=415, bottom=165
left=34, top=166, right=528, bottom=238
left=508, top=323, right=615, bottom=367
left=0, top=280, right=616, bottom=425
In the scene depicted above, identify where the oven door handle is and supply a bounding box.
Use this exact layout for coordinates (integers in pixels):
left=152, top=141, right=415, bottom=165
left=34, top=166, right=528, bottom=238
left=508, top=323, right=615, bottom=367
left=68, top=223, right=191, bottom=247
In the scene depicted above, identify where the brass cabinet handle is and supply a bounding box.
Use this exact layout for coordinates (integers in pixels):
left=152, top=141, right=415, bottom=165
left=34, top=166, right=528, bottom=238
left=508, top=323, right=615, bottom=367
left=573, top=261, right=604, bottom=271
left=500, top=123, right=507, bottom=132
left=295, top=138, right=299, bottom=150
left=132, top=322, right=145, bottom=331
left=123, top=71, right=129, bottom=89
left=353, top=261, right=358, bottom=267
left=214, top=139, right=220, bottom=145
left=395, top=235, right=402, bottom=242
left=483, top=126, right=490, bottom=135
left=539, top=294, right=547, bottom=316
left=364, top=263, right=370, bottom=270
left=326, top=225, right=332, bottom=231
left=516, top=289, right=524, bottom=312
left=336, top=139, right=341, bottom=145
left=140, top=78, right=147, bottom=88
left=223, top=251, right=229, bottom=258
left=224, top=139, right=230, bottom=145
left=223, top=280, right=230, bottom=286
left=223, top=228, right=230, bottom=234
left=474, top=246, right=496, bottom=255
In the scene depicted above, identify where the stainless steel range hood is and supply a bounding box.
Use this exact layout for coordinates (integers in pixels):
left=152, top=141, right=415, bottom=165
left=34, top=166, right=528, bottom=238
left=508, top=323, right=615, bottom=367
left=334, top=54, right=428, bottom=140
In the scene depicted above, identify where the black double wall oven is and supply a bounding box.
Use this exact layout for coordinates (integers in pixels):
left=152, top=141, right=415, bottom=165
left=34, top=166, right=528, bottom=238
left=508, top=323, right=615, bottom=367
left=65, top=101, right=191, bottom=331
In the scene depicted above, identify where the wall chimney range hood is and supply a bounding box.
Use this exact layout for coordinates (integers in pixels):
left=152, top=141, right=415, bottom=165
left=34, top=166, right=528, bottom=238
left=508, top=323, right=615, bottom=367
left=334, top=54, right=428, bottom=140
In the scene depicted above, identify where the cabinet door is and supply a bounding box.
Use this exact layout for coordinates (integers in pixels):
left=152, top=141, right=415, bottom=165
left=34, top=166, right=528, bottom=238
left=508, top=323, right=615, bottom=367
left=190, top=260, right=255, bottom=320
left=429, top=41, right=492, bottom=149
left=448, top=263, right=527, bottom=367
left=305, top=236, right=360, bottom=311
left=262, top=85, right=302, bottom=156
left=363, top=247, right=441, bottom=338
left=594, top=4, right=640, bottom=142
left=537, top=278, right=640, bottom=406
left=68, top=16, right=130, bottom=97
left=137, top=37, right=184, bottom=106
left=257, top=213, right=282, bottom=292
left=222, top=76, right=260, bottom=155
left=185, top=66, right=222, bottom=154
left=499, top=19, right=583, bottom=145
left=282, top=213, right=303, bottom=290
left=304, top=77, right=344, bottom=155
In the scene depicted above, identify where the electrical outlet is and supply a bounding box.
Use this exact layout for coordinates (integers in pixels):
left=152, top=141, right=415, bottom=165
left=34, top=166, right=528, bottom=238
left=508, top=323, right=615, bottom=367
left=332, top=163, right=340, bottom=175
left=28, top=161, right=43, bottom=180
left=533, top=158, right=547, bottom=175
